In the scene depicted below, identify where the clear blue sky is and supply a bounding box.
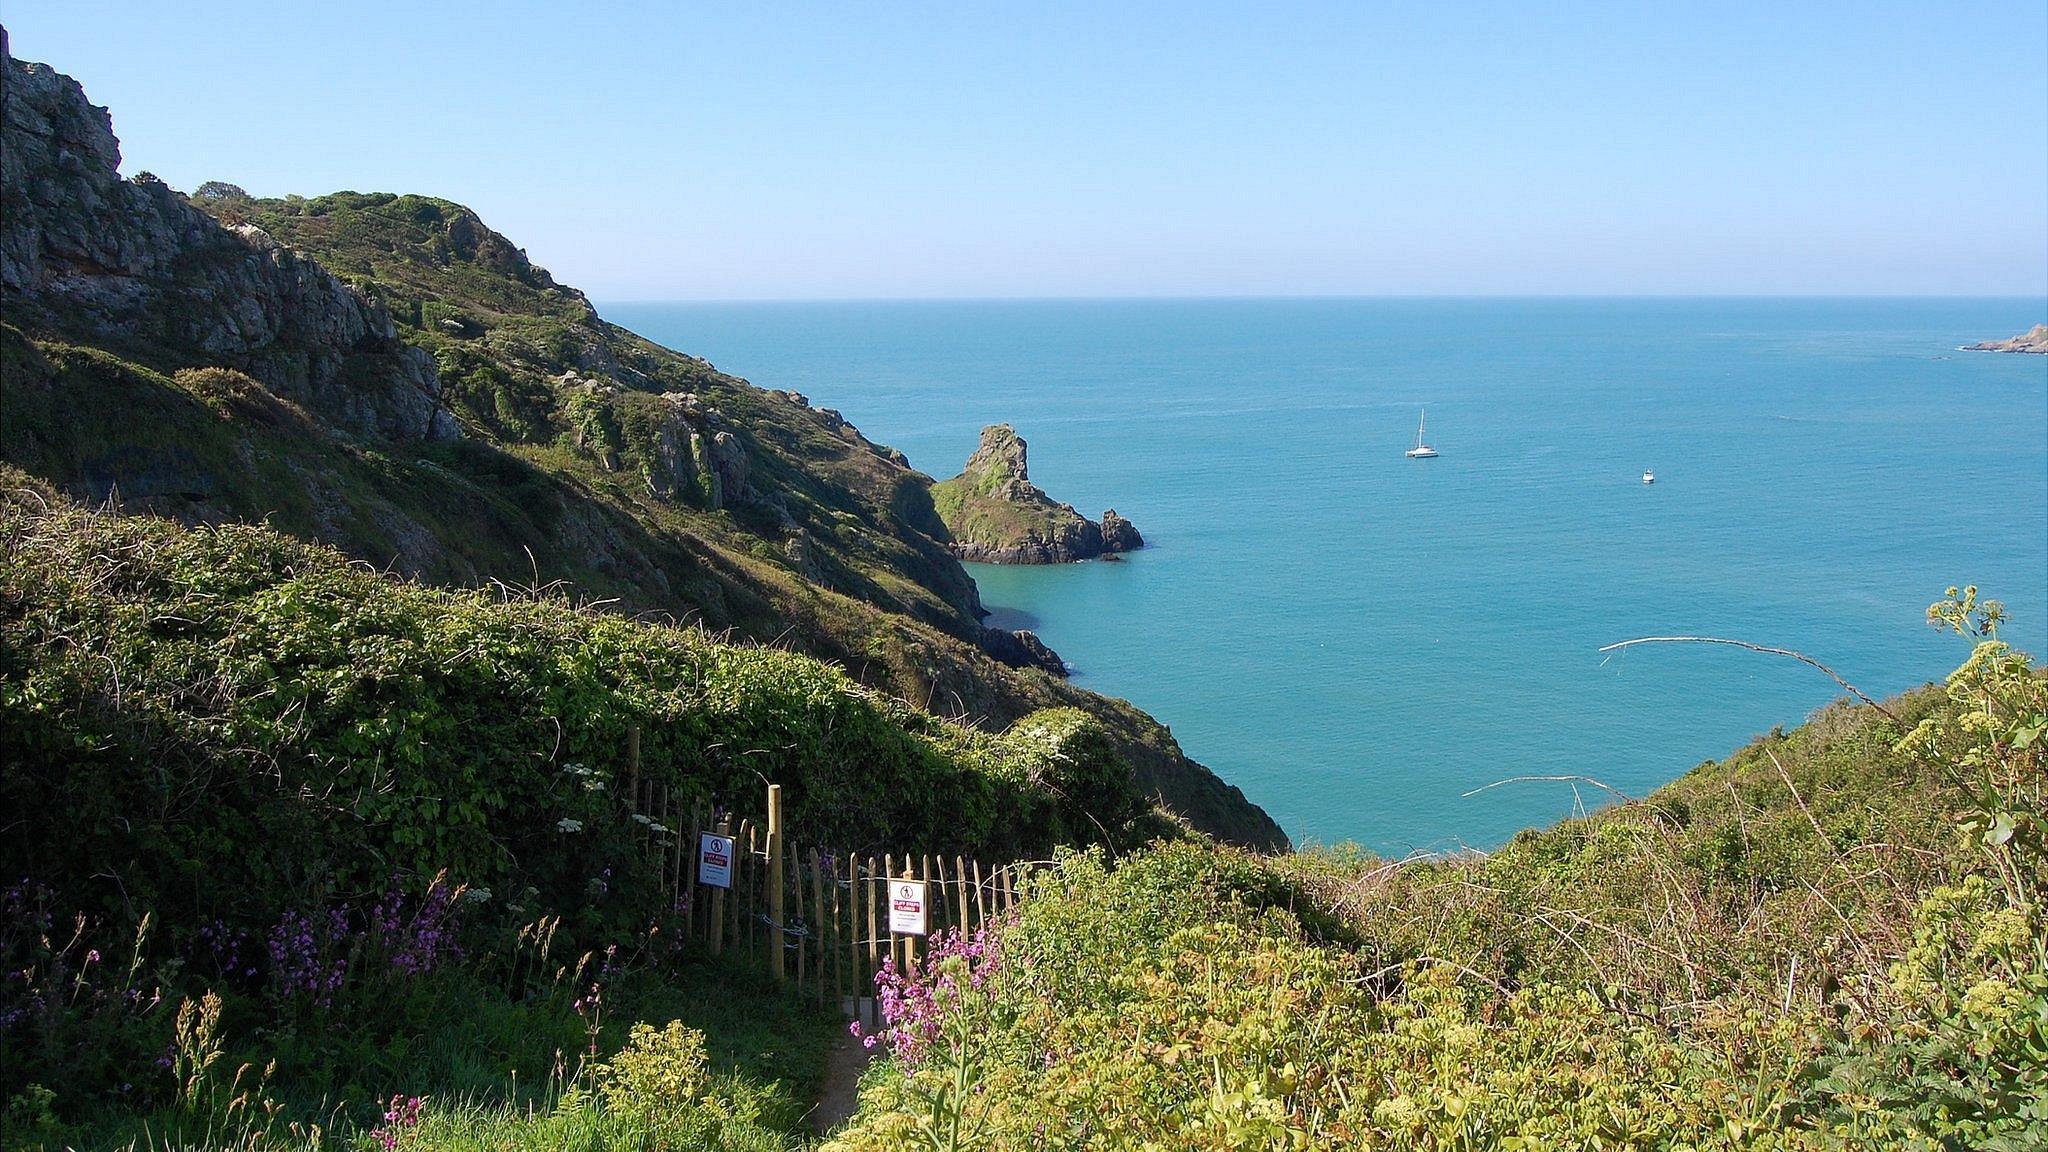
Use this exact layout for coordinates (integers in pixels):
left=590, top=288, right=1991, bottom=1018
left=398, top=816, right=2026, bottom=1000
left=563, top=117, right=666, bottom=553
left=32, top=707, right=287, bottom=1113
left=7, top=2, right=2045, bottom=300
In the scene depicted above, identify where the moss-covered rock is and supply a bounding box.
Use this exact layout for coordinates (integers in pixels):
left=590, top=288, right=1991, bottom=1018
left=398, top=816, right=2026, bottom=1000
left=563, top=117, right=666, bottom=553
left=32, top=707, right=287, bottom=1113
left=930, top=424, right=1143, bottom=564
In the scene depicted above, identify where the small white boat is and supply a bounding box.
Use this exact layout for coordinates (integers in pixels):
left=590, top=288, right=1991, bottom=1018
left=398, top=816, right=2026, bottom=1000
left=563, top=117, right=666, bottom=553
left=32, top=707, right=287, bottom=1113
left=1405, top=410, right=1438, bottom=458
left=1642, top=469, right=1656, bottom=484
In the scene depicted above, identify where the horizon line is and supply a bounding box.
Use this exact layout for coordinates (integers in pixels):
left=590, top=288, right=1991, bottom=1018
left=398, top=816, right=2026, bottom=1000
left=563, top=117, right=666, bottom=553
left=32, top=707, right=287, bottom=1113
left=593, top=291, right=2048, bottom=306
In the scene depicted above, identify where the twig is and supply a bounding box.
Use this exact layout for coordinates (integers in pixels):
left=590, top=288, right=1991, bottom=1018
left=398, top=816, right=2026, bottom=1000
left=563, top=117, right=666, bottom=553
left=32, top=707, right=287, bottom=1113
left=1599, top=636, right=1897, bottom=722
left=1355, top=956, right=1510, bottom=997
left=1463, top=775, right=1633, bottom=803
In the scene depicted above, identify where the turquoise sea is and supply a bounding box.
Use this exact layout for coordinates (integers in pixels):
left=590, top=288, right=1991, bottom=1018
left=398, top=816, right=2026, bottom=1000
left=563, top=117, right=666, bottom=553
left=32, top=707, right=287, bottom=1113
left=606, top=299, right=2048, bottom=854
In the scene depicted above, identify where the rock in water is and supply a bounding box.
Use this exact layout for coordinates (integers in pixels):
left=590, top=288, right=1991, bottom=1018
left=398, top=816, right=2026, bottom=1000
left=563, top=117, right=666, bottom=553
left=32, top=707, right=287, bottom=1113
left=1101, top=509, right=1143, bottom=552
left=979, top=627, right=1069, bottom=676
left=1963, top=324, right=2048, bottom=354
left=930, top=424, right=1145, bottom=564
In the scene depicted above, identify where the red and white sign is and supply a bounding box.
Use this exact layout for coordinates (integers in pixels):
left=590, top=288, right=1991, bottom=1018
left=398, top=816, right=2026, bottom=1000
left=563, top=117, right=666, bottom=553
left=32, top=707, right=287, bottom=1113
left=697, top=833, right=734, bottom=889
left=888, top=879, right=928, bottom=936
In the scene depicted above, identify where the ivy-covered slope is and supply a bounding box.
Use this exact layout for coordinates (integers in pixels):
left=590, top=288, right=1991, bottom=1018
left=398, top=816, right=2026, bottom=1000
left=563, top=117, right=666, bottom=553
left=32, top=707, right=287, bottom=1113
left=0, top=471, right=1157, bottom=934
left=0, top=34, right=1285, bottom=850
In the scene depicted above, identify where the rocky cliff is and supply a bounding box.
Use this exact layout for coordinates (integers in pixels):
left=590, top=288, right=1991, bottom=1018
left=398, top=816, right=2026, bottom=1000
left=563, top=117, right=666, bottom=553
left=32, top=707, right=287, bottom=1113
left=1964, top=324, right=2048, bottom=353
left=0, top=33, right=1287, bottom=852
left=931, top=424, right=1146, bottom=564
left=0, top=30, right=453, bottom=442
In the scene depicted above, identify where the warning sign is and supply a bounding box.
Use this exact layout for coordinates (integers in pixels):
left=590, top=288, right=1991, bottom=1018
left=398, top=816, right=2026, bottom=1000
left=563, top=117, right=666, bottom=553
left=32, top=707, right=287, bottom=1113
left=697, top=833, right=735, bottom=889
left=888, top=879, right=928, bottom=936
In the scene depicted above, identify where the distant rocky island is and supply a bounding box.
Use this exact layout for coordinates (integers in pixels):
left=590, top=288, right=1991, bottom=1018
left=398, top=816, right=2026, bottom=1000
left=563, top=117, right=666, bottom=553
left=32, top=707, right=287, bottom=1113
left=932, top=424, right=1144, bottom=563
left=1963, top=324, right=2048, bottom=353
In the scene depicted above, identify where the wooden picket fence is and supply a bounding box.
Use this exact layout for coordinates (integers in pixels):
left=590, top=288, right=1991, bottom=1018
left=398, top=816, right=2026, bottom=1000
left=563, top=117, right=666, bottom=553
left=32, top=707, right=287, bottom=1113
left=620, top=742, right=1028, bottom=1028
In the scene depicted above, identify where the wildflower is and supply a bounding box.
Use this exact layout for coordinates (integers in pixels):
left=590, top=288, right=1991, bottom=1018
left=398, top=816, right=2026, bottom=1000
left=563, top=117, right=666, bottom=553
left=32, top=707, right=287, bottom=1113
left=557, top=818, right=584, bottom=833
left=865, top=925, right=1001, bottom=1065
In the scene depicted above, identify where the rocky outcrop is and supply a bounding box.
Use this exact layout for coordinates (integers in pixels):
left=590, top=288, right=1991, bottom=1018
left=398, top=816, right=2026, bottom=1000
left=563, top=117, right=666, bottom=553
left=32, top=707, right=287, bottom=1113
left=651, top=391, right=747, bottom=508
left=980, top=627, right=1068, bottom=677
left=1101, top=509, right=1143, bottom=552
left=931, top=424, right=1145, bottom=564
left=0, top=30, right=455, bottom=442
left=1964, top=324, right=2048, bottom=353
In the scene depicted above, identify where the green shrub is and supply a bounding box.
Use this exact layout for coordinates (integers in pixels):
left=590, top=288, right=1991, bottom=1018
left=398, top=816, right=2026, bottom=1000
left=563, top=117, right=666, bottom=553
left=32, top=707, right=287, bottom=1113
left=832, top=597, right=2047, bottom=1149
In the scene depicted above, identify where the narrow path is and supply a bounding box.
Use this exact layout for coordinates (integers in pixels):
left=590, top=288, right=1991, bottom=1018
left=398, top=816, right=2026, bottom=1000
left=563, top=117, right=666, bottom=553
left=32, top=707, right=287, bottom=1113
left=809, top=1024, right=879, bottom=1135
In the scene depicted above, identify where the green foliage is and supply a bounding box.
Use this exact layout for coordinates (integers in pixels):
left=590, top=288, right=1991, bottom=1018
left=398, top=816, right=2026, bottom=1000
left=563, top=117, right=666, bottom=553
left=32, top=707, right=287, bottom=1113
left=0, top=482, right=1152, bottom=1134
left=575, top=1019, right=787, bottom=1149
left=832, top=605, right=2048, bottom=1149
left=434, top=344, right=554, bottom=443
left=0, top=483, right=1143, bottom=926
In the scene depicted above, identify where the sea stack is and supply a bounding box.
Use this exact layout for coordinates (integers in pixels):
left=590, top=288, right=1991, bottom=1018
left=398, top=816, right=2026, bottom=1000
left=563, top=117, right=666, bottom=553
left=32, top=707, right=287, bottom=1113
left=931, top=424, right=1145, bottom=563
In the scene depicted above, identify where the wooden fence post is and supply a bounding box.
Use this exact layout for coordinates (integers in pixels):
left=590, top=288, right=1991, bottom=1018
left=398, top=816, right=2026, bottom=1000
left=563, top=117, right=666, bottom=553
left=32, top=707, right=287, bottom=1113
left=865, top=855, right=880, bottom=1028
left=810, top=849, right=827, bottom=1004
left=883, top=853, right=897, bottom=972
left=708, top=815, right=730, bottom=955
left=791, top=838, right=807, bottom=992
left=766, top=785, right=785, bottom=983
left=955, top=855, right=971, bottom=933
left=903, top=862, right=921, bottom=969
left=838, top=855, right=853, bottom=1011
left=684, top=802, right=702, bottom=939
left=743, top=820, right=757, bottom=955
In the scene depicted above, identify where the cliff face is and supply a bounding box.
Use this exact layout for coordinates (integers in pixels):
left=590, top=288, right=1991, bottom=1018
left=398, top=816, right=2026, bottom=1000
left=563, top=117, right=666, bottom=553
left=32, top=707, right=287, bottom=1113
left=0, top=34, right=1288, bottom=852
left=932, top=424, right=1145, bottom=564
left=0, top=32, right=453, bottom=442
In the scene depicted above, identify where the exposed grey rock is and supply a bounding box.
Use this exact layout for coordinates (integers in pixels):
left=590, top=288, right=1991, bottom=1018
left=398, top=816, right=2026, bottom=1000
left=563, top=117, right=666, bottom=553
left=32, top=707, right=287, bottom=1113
left=1101, top=509, right=1143, bottom=552
left=980, top=627, right=1068, bottom=677
left=0, top=29, right=456, bottom=443
left=701, top=428, right=748, bottom=508
left=1964, top=324, right=2048, bottom=353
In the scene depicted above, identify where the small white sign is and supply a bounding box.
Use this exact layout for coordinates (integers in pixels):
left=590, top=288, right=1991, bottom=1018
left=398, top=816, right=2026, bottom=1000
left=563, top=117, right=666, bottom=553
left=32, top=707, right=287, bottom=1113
left=888, top=879, right=928, bottom=936
left=697, top=833, right=735, bottom=889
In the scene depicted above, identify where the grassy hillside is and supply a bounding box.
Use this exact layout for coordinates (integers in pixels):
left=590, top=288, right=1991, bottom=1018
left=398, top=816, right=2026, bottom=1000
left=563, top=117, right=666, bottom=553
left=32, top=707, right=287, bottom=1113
left=0, top=472, right=1159, bottom=1146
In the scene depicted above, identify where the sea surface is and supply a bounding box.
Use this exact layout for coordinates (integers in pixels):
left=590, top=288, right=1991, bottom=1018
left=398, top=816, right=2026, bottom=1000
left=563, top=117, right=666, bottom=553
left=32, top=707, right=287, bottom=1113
left=605, top=298, right=2048, bottom=854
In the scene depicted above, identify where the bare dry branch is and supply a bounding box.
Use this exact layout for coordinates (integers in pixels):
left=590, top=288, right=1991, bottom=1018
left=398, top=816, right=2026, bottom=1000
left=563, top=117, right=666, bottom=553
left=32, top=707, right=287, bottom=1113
left=1599, top=635, right=1897, bottom=722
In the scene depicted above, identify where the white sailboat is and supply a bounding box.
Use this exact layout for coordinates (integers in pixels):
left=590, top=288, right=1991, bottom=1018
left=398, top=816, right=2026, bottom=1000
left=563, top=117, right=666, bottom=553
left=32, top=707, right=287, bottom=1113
left=1405, top=409, right=1438, bottom=458
left=1642, top=469, right=1656, bottom=484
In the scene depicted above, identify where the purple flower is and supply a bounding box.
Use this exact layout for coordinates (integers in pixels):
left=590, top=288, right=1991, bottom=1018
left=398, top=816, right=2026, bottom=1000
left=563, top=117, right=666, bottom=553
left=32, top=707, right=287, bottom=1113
left=865, top=925, right=1001, bottom=1065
